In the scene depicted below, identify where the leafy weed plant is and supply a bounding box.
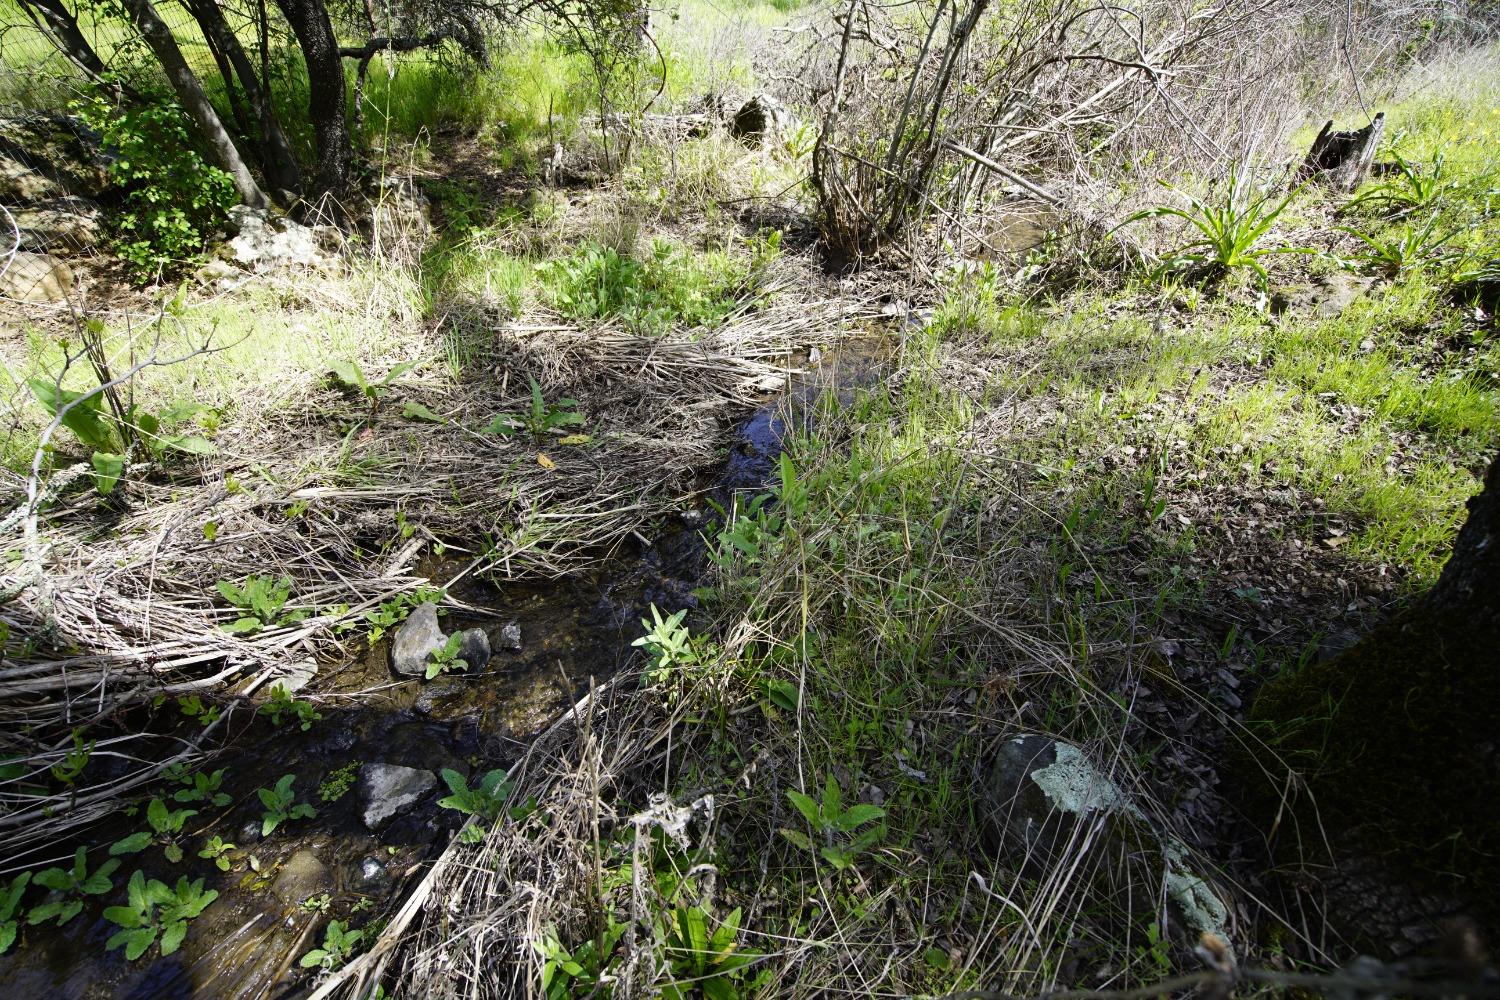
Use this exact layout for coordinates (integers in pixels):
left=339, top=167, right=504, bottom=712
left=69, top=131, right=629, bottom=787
left=104, top=870, right=218, bottom=960
left=300, top=919, right=363, bottom=972
left=485, top=377, right=584, bottom=440
left=1120, top=173, right=1306, bottom=287
left=110, top=798, right=198, bottom=863
left=258, top=774, right=317, bottom=836
left=28, top=848, right=119, bottom=926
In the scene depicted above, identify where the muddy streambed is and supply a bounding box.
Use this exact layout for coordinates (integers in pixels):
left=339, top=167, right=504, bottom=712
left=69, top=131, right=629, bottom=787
left=2, top=336, right=894, bottom=999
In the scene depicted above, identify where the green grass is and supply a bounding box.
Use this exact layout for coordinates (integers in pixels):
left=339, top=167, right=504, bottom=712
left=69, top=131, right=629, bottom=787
left=0, top=262, right=430, bottom=475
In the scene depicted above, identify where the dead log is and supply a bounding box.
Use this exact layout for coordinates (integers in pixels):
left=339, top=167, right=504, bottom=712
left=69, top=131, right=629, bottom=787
left=1296, top=112, right=1384, bottom=191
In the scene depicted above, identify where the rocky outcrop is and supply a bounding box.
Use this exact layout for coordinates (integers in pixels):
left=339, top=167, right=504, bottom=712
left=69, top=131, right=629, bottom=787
left=224, top=205, right=329, bottom=269
left=729, top=94, right=790, bottom=142
left=12, top=197, right=105, bottom=251
left=0, top=113, right=112, bottom=204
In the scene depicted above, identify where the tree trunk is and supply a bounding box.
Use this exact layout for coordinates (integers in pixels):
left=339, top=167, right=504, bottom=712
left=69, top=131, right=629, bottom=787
left=16, top=0, right=117, bottom=93
left=1252, top=451, right=1500, bottom=930
left=185, top=0, right=303, bottom=197
left=1296, top=113, right=1385, bottom=191
left=275, top=0, right=350, bottom=199
left=118, top=0, right=268, bottom=209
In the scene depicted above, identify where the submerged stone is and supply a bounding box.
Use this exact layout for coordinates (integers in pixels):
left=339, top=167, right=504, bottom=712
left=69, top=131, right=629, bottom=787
left=359, top=762, right=437, bottom=830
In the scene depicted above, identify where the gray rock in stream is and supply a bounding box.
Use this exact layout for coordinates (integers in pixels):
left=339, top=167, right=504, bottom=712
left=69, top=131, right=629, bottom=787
left=499, top=622, right=522, bottom=652
left=392, top=604, right=492, bottom=678
left=392, top=602, right=445, bottom=677
left=458, top=628, right=491, bottom=670
left=359, top=763, right=437, bottom=830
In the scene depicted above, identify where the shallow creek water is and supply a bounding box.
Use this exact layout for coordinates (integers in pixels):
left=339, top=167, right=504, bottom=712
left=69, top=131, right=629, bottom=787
left=1, top=336, right=893, bottom=998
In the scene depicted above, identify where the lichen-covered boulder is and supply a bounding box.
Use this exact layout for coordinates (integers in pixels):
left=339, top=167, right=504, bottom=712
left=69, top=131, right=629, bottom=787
left=13, top=196, right=106, bottom=251
left=729, top=94, right=790, bottom=142
left=0, top=112, right=112, bottom=203
left=976, top=734, right=1232, bottom=945
left=359, top=763, right=437, bottom=830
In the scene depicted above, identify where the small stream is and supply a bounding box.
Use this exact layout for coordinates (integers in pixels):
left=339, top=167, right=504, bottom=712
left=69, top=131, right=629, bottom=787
left=0, top=335, right=894, bottom=999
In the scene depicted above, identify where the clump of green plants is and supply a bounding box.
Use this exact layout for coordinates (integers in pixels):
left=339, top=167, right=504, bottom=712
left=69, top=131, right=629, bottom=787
left=110, top=797, right=198, bottom=863
left=328, top=360, right=420, bottom=418
left=660, top=904, right=759, bottom=1000
left=264, top=683, right=322, bottom=730
left=72, top=87, right=236, bottom=280
left=0, top=871, right=28, bottom=954
left=257, top=774, right=317, bottom=836
left=299, top=919, right=363, bottom=972
left=29, top=364, right=217, bottom=495
left=423, top=632, right=471, bottom=681
left=485, top=377, right=584, bottom=441
left=318, top=761, right=360, bottom=802
left=1339, top=215, right=1457, bottom=275
left=27, top=848, right=120, bottom=927
left=538, top=920, right=627, bottom=998
left=172, top=768, right=230, bottom=807
left=197, top=835, right=237, bottom=871
left=632, top=605, right=707, bottom=692
left=781, top=775, right=887, bottom=871
left=535, top=239, right=746, bottom=333
left=1345, top=150, right=1456, bottom=216
left=49, top=728, right=93, bottom=786
left=437, top=767, right=516, bottom=842
left=104, top=870, right=218, bottom=960
left=216, top=574, right=305, bottom=634
left=1119, top=173, right=1306, bottom=288
left=176, top=694, right=221, bottom=726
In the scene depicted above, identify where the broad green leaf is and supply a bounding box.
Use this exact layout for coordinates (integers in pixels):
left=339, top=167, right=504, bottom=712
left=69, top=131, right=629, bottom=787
left=328, top=360, right=367, bottom=392
left=160, top=920, right=187, bottom=956
left=91, top=451, right=125, bottom=494
left=785, top=791, right=820, bottom=828
left=110, top=831, right=152, bottom=856
left=834, top=804, right=885, bottom=831
left=402, top=401, right=444, bottom=423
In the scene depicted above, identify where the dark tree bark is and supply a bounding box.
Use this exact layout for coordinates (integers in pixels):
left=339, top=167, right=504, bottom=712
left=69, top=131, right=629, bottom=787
left=185, top=0, right=304, bottom=197
left=1253, top=451, right=1500, bottom=929
left=1297, top=113, right=1386, bottom=191
left=275, top=0, right=350, bottom=199
left=15, top=0, right=117, bottom=92
left=118, top=0, right=268, bottom=209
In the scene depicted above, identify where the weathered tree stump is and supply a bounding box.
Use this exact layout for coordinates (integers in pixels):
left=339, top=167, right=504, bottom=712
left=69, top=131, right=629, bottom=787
left=1296, top=113, right=1385, bottom=190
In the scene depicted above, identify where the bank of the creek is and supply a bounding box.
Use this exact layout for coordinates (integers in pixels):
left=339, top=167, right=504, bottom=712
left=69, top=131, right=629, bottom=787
left=1, top=334, right=894, bottom=999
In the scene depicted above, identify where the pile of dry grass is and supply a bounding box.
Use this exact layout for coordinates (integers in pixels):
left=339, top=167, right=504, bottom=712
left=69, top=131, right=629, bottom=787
left=0, top=245, right=862, bottom=864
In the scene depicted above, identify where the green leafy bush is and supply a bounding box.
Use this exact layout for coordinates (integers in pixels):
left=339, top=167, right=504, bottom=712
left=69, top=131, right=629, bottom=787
left=437, top=767, right=516, bottom=841
left=300, top=919, right=363, bottom=971
left=258, top=774, right=317, bottom=836
left=781, top=775, right=886, bottom=870
left=216, top=575, right=304, bottom=634
left=109, top=797, right=197, bottom=863
left=73, top=89, right=236, bottom=280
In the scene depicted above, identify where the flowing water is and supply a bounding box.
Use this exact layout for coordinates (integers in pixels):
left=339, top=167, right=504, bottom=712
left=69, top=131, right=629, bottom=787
left=1, top=335, right=894, bottom=998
